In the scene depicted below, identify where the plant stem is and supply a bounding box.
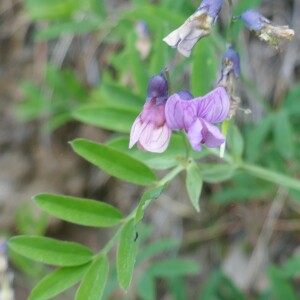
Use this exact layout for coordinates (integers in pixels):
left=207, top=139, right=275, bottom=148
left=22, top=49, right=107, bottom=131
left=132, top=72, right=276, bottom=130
left=99, top=225, right=124, bottom=256
left=225, top=0, right=234, bottom=43
left=158, top=165, right=184, bottom=186
left=181, top=130, right=190, bottom=158
left=163, top=67, right=172, bottom=94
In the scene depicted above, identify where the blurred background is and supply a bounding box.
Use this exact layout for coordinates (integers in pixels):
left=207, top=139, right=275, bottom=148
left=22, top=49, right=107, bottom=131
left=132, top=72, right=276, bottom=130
left=0, top=0, right=300, bottom=299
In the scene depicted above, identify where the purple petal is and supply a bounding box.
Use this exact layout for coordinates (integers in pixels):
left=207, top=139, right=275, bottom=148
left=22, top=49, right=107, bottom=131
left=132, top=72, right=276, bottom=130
left=202, top=120, right=225, bottom=147
left=196, top=87, right=230, bottom=123
left=165, top=93, right=197, bottom=130
left=187, top=119, right=203, bottom=152
left=139, top=123, right=171, bottom=153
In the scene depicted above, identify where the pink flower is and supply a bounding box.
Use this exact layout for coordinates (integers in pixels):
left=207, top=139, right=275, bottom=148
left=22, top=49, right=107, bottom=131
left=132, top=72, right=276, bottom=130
left=165, top=87, right=230, bottom=151
left=129, top=74, right=171, bottom=153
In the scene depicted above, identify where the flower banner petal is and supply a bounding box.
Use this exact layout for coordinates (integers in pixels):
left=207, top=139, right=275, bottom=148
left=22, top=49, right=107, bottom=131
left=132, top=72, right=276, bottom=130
left=165, top=94, right=197, bottom=130
left=196, top=87, right=230, bottom=123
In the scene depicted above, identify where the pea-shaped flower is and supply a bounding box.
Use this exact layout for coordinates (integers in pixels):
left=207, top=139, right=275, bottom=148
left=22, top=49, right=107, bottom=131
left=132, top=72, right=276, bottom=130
left=163, top=0, right=224, bottom=57
left=241, top=9, right=294, bottom=49
left=129, top=73, right=171, bottom=153
left=165, top=87, right=230, bottom=151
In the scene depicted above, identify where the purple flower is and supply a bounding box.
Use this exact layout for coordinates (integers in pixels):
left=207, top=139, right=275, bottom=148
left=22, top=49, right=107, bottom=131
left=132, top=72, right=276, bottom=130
left=165, top=87, right=230, bottom=151
left=241, top=9, right=294, bottom=48
left=163, top=0, right=224, bottom=57
left=129, top=74, right=171, bottom=153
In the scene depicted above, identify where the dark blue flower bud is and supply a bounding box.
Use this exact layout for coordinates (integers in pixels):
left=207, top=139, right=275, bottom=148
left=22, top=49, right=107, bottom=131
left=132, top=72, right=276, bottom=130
left=146, top=74, right=169, bottom=104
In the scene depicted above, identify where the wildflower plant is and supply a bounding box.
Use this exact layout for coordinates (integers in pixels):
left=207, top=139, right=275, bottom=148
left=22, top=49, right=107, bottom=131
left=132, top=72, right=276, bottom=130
left=7, top=0, right=300, bottom=299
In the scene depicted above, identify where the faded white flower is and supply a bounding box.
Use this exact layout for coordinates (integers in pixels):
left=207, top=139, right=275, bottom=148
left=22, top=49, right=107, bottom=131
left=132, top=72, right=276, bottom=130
left=163, top=0, right=224, bottom=57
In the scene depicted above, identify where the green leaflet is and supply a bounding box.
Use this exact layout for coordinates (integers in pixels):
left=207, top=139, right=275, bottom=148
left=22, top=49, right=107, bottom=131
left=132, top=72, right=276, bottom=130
left=8, top=236, right=93, bottom=266
left=71, top=139, right=157, bottom=186
left=29, top=264, right=90, bottom=300
left=35, top=193, right=123, bottom=227
left=117, top=219, right=139, bottom=290
left=75, top=255, right=109, bottom=300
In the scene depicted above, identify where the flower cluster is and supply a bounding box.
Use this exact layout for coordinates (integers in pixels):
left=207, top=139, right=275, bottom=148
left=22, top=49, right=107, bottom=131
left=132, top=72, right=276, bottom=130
left=129, top=72, right=230, bottom=153
left=163, top=0, right=294, bottom=57
left=129, top=0, right=295, bottom=154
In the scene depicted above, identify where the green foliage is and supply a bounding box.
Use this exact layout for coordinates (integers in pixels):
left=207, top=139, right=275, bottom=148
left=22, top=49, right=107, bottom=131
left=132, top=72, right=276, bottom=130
left=227, top=123, right=244, bottom=160
left=117, top=219, right=139, bottom=290
left=200, top=163, right=236, bottom=183
left=16, top=202, right=49, bottom=236
left=35, top=193, right=123, bottom=227
left=29, top=264, right=90, bottom=300
left=199, top=270, right=245, bottom=300
left=8, top=236, right=93, bottom=266
left=9, top=0, right=300, bottom=299
left=107, top=134, right=205, bottom=170
left=75, top=256, right=109, bottom=300
left=73, top=105, right=139, bottom=133
left=17, top=64, right=87, bottom=131
left=135, top=184, right=167, bottom=223
left=191, top=39, right=217, bottom=96
left=186, top=160, right=203, bottom=212
left=267, top=266, right=298, bottom=300
left=35, top=20, right=100, bottom=40
left=241, top=163, right=300, bottom=191
left=71, top=139, right=157, bottom=185
left=137, top=258, right=200, bottom=300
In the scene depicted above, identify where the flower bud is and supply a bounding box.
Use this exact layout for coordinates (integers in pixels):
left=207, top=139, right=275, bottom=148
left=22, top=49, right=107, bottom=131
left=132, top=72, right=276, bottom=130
left=241, top=9, right=294, bottom=49
left=222, top=45, right=240, bottom=79
left=146, top=73, right=169, bottom=104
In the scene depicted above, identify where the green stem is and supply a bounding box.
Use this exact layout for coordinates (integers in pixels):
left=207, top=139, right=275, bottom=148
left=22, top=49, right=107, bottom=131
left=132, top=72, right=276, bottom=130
left=163, top=67, right=172, bottom=95
left=240, top=163, right=300, bottom=191
left=99, top=225, right=124, bottom=256
left=181, top=130, right=190, bottom=158
left=157, top=165, right=184, bottom=186
left=225, top=0, right=234, bottom=43
left=96, top=166, right=184, bottom=258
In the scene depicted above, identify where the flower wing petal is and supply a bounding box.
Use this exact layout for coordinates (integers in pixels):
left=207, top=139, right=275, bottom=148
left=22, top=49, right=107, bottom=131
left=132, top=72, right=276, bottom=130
left=196, top=87, right=230, bottom=123
left=139, top=123, right=171, bottom=153
left=187, top=119, right=203, bottom=152
left=202, top=120, right=225, bottom=148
